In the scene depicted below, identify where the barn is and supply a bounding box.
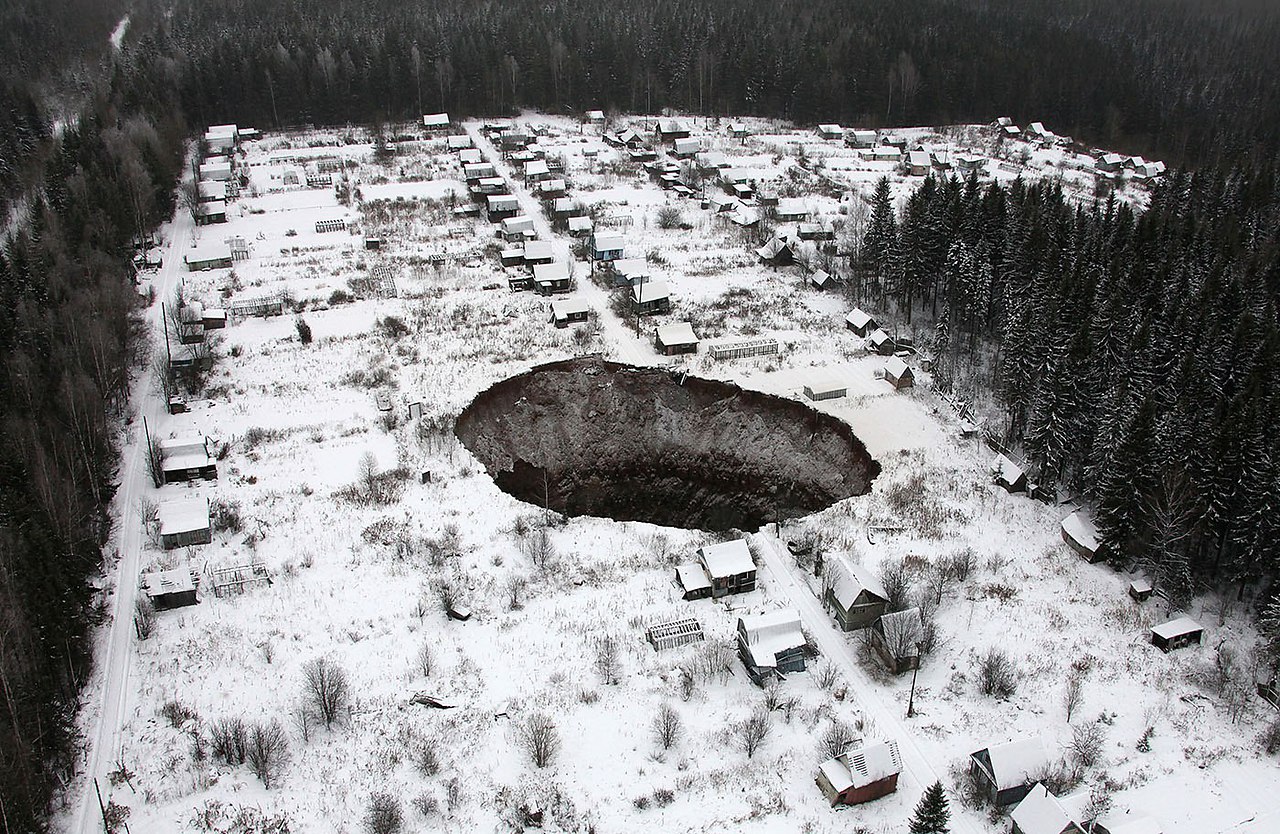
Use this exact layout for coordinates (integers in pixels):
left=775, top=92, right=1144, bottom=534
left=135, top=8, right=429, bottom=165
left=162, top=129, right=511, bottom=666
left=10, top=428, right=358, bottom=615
left=655, top=322, right=698, bottom=356
left=969, top=737, right=1049, bottom=808
left=737, top=609, right=806, bottom=683
left=816, top=739, right=903, bottom=806
left=141, top=567, right=198, bottom=611
left=825, top=559, right=888, bottom=631
left=884, top=356, right=914, bottom=389
left=1150, top=617, right=1203, bottom=652
left=158, top=497, right=212, bottom=550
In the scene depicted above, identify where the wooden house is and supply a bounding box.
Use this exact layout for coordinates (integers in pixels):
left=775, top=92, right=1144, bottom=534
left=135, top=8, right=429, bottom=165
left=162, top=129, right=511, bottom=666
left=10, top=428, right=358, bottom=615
left=655, top=321, right=698, bottom=356
left=421, top=112, right=450, bottom=132
left=646, top=617, right=704, bottom=651
left=870, top=607, right=923, bottom=674
left=196, top=200, right=227, bottom=225
left=202, top=308, right=227, bottom=330
left=846, top=129, right=877, bottom=149
left=845, top=308, right=877, bottom=337
left=673, top=137, right=701, bottom=158
left=905, top=150, right=931, bottom=176
left=501, top=215, right=536, bottom=242
left=817, top=123, right=844, bottom=140
left=1060, top=510, right=1104, bottom=562
left=969, top=737, right=1049, bottom=808
left=1150, top=617, right=1202, bottom=652
left=1091, top=813, right=1163, bottom=834
left=487, top=194, right=521, bottom=222
left=737, top=608, right=807, bottom=683
left=655, top=119, right=690, bottom=142
left=862, top=146, right=902, bottom=163
left=522, top=240, right=555, bottom=265
left=825, top=559, right=888, bottom=631
left=804, top=378, right=847, bottom=401
left=993, top=454, right=1027, bottom=493
left=816, top=739, right=903, bottom=806
left=141, top=567, right=198, bottom=610
left=708, top=193, right=740, bottom=214
left=1011, top=784, right=1088, bottom=834
left=158, top=497, right=212, bottom=550
left=549, top=297, right=590, bottom=327
left=931, top=152, right=953, bottom=173
left=203, top=124, right=238, bottom=153
left=630, top=280, right=670, bottom=316
left=590, top=231, right=625, bottom=263
left=184, top=243, right=233, bottom=272
left=775, top=198, right=809, bottom=221
left=1128, top=579, right=1153, bottom=603
left=531, top=261, right=571, bottom=296
left=458, top=148, right=483, bottom=166
left=446, top=134, right=472, bottom=151
left=568, top=216, right=594, bottom=237
left=538, top=179, right=567, bottom=199
left=675, top=539, right=756, bottom=599
left=159, top=435, right=217, bottom=483
left=463, top=162, right=497, bottom=183
left=523, top=159, right=551, bottom=184
left=585, top=109, right=606, bottom=125
left=797, top=222, right=834, bottom=241
left=611, top=258, right=651, bottom=287
left=884, top=356, right=914, bottom=389
left=199, top=161, right=233, bottom=181
left=727, top=122, right=749, bottom=139
left=755, top=235, right=795, bottom=266
left=866, top=328, right=896, bottom=355
left=1096, top=153, right=1126, bottom=174
left=696, top=151, right=728, bottom=171
left=956, top=154, right=988, bottom=176
left=500, top=245, right=526, bottom=269
left=199, top=180, right=227, bottom=202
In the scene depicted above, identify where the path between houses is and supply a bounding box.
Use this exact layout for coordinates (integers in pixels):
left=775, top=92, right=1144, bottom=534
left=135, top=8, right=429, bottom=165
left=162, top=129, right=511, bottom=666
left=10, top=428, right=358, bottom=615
left=462, top=123, right=656, bottom=369
left=750, top=531, right=980, bottom=834
left=71, top=211, right=193, bottom=834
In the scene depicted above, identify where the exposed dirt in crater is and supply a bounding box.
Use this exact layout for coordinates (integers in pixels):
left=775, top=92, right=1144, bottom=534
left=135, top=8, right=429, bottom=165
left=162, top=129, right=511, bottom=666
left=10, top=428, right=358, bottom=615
left=455, top=357, right=880, bottom=532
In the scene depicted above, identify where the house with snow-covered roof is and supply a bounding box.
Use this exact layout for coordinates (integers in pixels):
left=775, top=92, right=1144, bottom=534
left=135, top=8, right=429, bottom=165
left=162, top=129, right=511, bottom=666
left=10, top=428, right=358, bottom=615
left=675, top=538, right=756, bottom=600
left=1011, top=783, right=1091, bottom=834
left=1061, top=509, right=1105, bottom=562
left=816, top=738, right=903, bottom=805
left=825, top=558, right=888, bottom=631
left=845, top=308, right=877, bottom=337
left=158, top=497, right=212, bottom=550
left=737, top=608, right=806, bottom=683
left=655, top=119, right=690, bottom=142
left=870, top=607, right=924, bottom=674
left=969, top=736, right=1050, bottom=808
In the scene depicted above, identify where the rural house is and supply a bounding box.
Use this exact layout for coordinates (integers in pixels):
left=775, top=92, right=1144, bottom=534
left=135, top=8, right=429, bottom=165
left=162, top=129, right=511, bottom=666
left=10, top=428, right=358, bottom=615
left=199, top=160, right=232, bottom=181
left=486, top=194, right=520, bottom=222
left=866, top=328, right=896, bottom=355
left=655, top=119, right=690, bottom=142
left=846, top=129, right=877, bottom=148
left=159, top=435, right=217, bottom=483
left=521, top=240, right=555, bottom=264
left=845, top=308, right=878, bottom=337
left=993, top=454, right=1028, bottom=493
left=816, top=739, right=903, bottom=806
left=969, top=737, right=1049, bottom=808
left=1150, top=617, right=1202, bottom=652
left=775, top=198, right=809, bottom=221
left=817, top=123, right=843, bottom=140
left=675, top=538, right=756, bottom=599
left=884, top=356, right=914, bottom=389
left=755, top=234, right=795, bottom=266
left=141, top=567, right=198, bottom=611
left=630, top=280, right=670, bottom=316
left=611, top=258, right=651, bottom=287
left=531, top=261, right=571, bottom=295
left=158, top=497, right=212, bottom=550
left=184, top=243, right=233, bottom=272
left=655, top=321, right=698, bottom=356
left=1011, top=784, right=1091, bottom=834
left=196, top=201, right=227, bottom=225
left=501, top=215, right=536, bottom=242
left=590, top=231, right=625, bottom=263
left=421, top=112, right=450, bottom=131
left=906, top=150, right=931, bottom=176
left=956, top=154, right=988, bottom=175
left=1061, top=510, right=1105, bottom=562
left=673, top=137, right=701, bottom=157
left=737, top=609, right=807, bottom=683
left=870, top=607, right=924, bottom=674
left=203, top=124, right=237, bottom=153
left=825, top=560, right=888, bottom=631
left=549, top=297, right=589, bottom=328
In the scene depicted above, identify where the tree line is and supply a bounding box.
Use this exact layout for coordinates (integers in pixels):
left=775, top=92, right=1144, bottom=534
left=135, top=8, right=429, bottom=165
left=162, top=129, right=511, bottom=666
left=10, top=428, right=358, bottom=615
left=858, top=165, right=1280, bottom=607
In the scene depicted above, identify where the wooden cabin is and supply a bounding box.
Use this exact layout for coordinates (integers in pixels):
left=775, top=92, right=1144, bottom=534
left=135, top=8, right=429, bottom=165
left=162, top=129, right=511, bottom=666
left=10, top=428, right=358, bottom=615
left=825, top=560, right=888, bottom=631
left=883, top=356, right=914, bottom=389
left=141, top=567, right=198, bottom=610
left=816, top=739, right=903, bottom=806
left=1150, top=617, right=1202, bottom=652
left=969, top=737, right=1049, bottom=808
left=737, top=608, right=806, bottom=684
left=655, top=321, right=699, bottom=356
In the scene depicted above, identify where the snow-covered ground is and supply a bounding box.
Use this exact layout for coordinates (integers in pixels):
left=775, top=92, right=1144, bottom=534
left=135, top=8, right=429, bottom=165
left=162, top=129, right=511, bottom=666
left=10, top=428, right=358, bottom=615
left=64, top=115, right=1276, bottom=834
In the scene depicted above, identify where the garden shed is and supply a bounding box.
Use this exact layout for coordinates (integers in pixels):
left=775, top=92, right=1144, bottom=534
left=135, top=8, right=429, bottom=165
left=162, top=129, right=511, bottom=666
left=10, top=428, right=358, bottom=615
left=654, top=322, right=698, bottom=356
left=804, top=378, right=847, bottom=401
left=1150, top=617, right=1202, bottom=652
left=141, top=567, right=198, bottom=610
left=158, top=498, right=212, bottom=550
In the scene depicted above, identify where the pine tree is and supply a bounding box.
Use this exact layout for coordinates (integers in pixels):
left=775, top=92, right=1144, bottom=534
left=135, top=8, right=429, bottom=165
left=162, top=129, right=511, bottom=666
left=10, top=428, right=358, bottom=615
left=909, top=781, right=950, bottom=834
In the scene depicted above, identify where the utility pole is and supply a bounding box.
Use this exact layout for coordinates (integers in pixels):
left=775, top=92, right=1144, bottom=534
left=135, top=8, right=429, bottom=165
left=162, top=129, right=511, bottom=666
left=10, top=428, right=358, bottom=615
left=906, top=642, right=923, bottom=717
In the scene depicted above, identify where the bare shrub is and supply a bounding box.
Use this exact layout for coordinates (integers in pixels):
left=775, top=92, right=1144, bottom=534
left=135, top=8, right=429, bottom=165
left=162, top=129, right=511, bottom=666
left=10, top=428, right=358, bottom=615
left=977, top=647, right=1017, bottom=698
left=820, top=720, right=861, bottom=760
left=365, top=792, right=403, bottom=834
left=160, top=700, right=197, bottom=728
left=520, top=713, right=561, bottom=768
left=520, top=524, right=557, bottom=571
left=1064, top=669, right=1085, bottom=723
left=246, top=719, right=291, bottom=788
left=814, top=661, right=842, bottom=691
left=594, top=635, right=621, bottom=685
left=652, top=703, right=682, bottom=750
left=414, top=737, right=440, bottom=776
left=739, top=707, right=772, bottom=758
left=652, top=787, right=675, bottom=807
left=134, top=596, right=156, bottom=640
left=949, top=547, right=977, bottom=581
left=1261, top=718, right=1280, bottom=755
left=506, top=576, right=527, bottom=610
left=679, top=667, right=696, bottom=701
left=1069, top=720, right=1107, bottom=770
left=211, top=716, right=248, bottom=764
left=301, top=657, right=350, bottom=729
left=879, top=557, right=912, bottom=613
left=416, top=641, right=435, bottom=678
left=656, top=205, right=684, bottom=229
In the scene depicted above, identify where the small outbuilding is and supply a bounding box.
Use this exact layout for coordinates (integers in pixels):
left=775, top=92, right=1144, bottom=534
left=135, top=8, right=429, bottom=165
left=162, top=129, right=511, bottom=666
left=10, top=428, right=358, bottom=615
left=568, top=215, right=594, bottom=236
left=646, top=618, right=704, bottom=652
left=1150, top=617, right=1202, bottom=652
left=804, top=378, right=847, bottom=401
left=1128, top=578, right=1153, bottom=603
left=883, top=356, right=914, bottom=389
left=817, top=124, right=843, bottom=140
left=672, top=137, right=701, bottom=157
left=737, top=608, right=807, bottom=684
left=825, top=560, right=889, bottom=631
left=969, top=737, right=1050, bottom=808
left=1061, top=510, right=1104, bottom=562
left=870, top=608, right=924, bottom=674
left=993, top=454, right=1028, bottom=493
left=141, top=567, right=198, bottom=610
left=775, top=198, right=809, bottom=221
left=655, top=321, right=699, bottom=356
left=845, top=308, right=877, bottom=337
left=655, top=119, right=690, bottom=142
left=846, top=129, right=877, bottom=148
left=549, top=297, right=590, bottom=328
left=522, top=239, right=555, bottom=264
left=816, top=739, right=903, bottom=806
left=866, top=328, right=896, bottom=355
left=809, top=270, right=832, bottom=290
left=158, top=498, right=212, bottom=550
left=905, top=150, right=931, bottom=176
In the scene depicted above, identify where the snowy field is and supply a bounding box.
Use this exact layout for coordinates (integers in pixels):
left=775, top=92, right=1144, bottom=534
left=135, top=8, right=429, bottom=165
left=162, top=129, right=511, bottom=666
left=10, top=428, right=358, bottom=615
left=75, top=114, right=1275, bottom=834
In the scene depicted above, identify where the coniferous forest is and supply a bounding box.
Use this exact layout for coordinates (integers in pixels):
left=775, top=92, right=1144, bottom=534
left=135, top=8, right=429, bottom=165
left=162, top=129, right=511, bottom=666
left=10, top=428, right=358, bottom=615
left=3, top=0, right=1280, bottom=828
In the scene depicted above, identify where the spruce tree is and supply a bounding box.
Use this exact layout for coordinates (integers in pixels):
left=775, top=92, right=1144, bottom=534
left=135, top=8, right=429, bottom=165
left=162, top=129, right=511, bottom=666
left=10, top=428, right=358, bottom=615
left=909, top=781, right=950, bottom=834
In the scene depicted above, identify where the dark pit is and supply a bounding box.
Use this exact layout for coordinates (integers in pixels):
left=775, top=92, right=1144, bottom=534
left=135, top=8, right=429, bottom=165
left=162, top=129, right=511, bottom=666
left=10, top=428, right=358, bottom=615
left=455, top=357, right=880, bottom=532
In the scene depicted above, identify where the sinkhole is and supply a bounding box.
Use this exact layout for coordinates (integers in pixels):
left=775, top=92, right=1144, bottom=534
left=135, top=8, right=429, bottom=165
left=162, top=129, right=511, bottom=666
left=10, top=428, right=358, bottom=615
left=455, top=357, right=880, bottom=532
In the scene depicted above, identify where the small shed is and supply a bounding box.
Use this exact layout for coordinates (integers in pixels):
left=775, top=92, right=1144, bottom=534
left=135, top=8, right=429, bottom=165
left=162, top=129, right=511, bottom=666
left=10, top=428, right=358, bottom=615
left=1010, top=784, right=1087, bottom=834
left=866, top=328, right=896, bottom=355
left=646, top=618, right=705, bottom=652
left=141, top=568, right=198, bottom=610
left=184, top=244, right=233, bottom=272
left=630, top=280, right=670, bottom=316
left=816, top=739, right=903, bottom=806
left=158, top=498, right=212, bottom=550
left=870, top=608, right=924, bottom=674
left=1061, top=510, right=1104, bottom=562
left=421, top=113, right=450, bottom=131
left=969, top=736, right=1049, bottom=808
left=655, top=321, right=699, bottom=356
left=993, top=454, right=1027, bottom=493
left=1150, top=617, right=1202, bottom=652
left=775, top=198, right=809, bottom=221
left=590, top=231, right=625, bottom=262
left=817, top=124, right=843, bottom=140
left=884, top=356, right=914, bottom=389
left=159, top=435, right=217, bottom=483
left=845, top=308, right=877, bottom=337
left=500, top=246, right=525, bottom=268
left=673, top=137, right=701, bottom=157
left=804, top=378, right=847, bottom=401
left=585, top=109, right=606, bottom=124
left=532, top=261, right=571, bottom=295
left=568, top=216, right=594, bottom=236
left=727, top=122, right=748, bottom=139
left=737, top=608, right=806, bottom=684
left=549, top=297, right=590, bottom=327
left=674, top=562, right=713, bottom=600
left=809, top=270, right=832, bottom=290
left=826, top=560, right=889, bottom=631
left=1128, top=578, right=1153, bottom=603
